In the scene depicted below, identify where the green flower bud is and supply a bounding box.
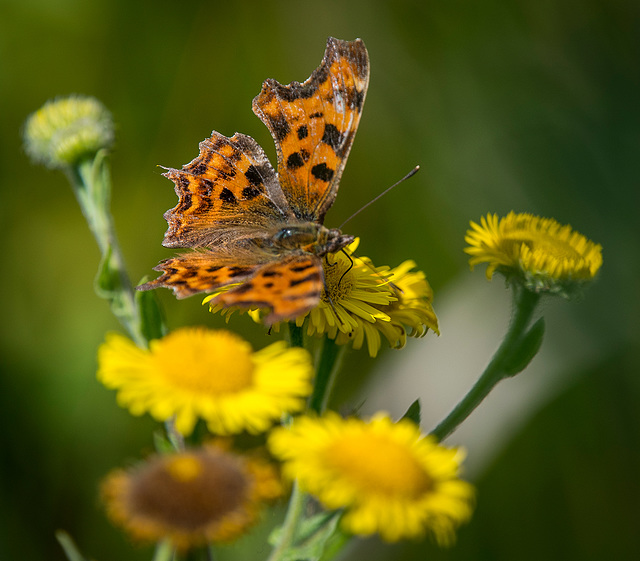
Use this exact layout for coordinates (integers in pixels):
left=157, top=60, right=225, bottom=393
left=23, top=95, right=114, bottom=169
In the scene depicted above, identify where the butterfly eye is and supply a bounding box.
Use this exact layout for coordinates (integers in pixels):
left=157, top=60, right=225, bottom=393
left=273, top=226, right=317, bottom=249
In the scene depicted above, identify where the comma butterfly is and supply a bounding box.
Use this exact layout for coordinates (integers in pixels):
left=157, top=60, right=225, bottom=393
left=138, top=38, right=369, bottom=324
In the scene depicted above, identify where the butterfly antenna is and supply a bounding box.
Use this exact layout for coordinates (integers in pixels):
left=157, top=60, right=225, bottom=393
left=338, top=248, right=354, bottom=286
left=339, top=165, right=420, bottom=229
left=322, top=254, right=347, bottom=328
left=359, top=255, right=403, bottom=294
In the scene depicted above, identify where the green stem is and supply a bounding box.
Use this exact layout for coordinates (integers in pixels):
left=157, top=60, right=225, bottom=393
left=68, top=156, right=145, bottom=347
left=287, top=322, right=304, bottom=348
left=319, top=523, right=350, bottom=561
left=267, top=335, right=345, bottom=561
left=165, top=419, right=186, bottom=451
left=152, top=540, right=174, bottom=561
left=265, top=481, right=306, bottom=561
left=308, top=337, right=344, bottom=414
left=430, top=285, right=541, bottom=441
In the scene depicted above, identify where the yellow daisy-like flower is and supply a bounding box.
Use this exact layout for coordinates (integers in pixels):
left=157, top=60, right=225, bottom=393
left=23, top=95, right=114, bottom=169
left=205, top=241, right=438, bottom=357
left=335, top=258, right=439, bottom=354
left=101, top=446, right=282, bottom=549
left=269, top=412, right=474, bottom=544
left=465, top=212, right=603, bottom=296
left=97, top=327, right=313, bottom=436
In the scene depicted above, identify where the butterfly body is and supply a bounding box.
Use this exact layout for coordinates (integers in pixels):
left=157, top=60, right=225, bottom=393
left=269, top=223, right=353, bottom=255
left=139, top=38, right=369, bottom=324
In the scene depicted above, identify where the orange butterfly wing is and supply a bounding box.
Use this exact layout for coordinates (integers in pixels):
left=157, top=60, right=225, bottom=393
left=215, top=255, right=324, bottom=324
left=161, top=131, right=292, bottom=249
left=138, top=252, right=261, bottom=299
left=252, top=37, right=369, bottom=223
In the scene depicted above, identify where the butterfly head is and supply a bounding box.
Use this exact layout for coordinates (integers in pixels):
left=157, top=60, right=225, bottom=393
left=316, top=226, right=354, bottom=256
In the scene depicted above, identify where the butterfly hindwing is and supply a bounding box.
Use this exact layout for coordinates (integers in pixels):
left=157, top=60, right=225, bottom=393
left=162, top=131, right=292, bottom=249
left=212, top=254, right=324, bottom=324
left=138, top=252, right=261, bottom=299
left=252, top=37, right=369, bottom=223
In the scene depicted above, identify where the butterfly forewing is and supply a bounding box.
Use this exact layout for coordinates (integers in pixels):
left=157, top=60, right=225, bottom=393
left=162, top=132, right=291, bottom=248
left=252, top=37, right=369, bottom=223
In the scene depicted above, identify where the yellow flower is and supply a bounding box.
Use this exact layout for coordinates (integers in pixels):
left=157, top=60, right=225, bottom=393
left=205, top=241, right=438, bottom=357
left=269, top=412, right=474, bottom=544
left=336, top=258, right=439, bottom=353
left=101, top=446, right=282, bottom=549
left=97, top=327, right=313, bottom=436
left=465, top=212, right=603, bottom=296
left=23, top=95, right=114, bottom=168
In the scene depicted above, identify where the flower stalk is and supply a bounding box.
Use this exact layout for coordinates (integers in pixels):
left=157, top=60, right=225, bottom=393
left=69, top=153, right=145, bottom=347
left=431, top=284, right=542, bottom=441
left=267, top=332, right=347, bottom=561
left=308, top=337, right=345, bottom=414
left=265, top=481, right=307, bottom=561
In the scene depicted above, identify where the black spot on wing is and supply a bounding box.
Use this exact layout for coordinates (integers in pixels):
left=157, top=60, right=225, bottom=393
left=347, top=87, right=366, bottom=111
left=219, top=188, right=237, bottom=204
left=289, top=271, right=322, bottom=287
left=244, top=165, right=264, bottom=187
left=321, top=124, right=343, bottom=151
left=242, top=186, right=263, bottom=200
left=178, top=192, right=193, bottom=211
left=231, top=282, right=254, bottom=294
left=227, top=266, right=253, bottom=278
left=189, top=163, right=207, bottom=175
left=268, top=113, right=290, bottom=141
left=176, top=174, right=190, bottom=191
left=287, top=152, right=305, bottom=170
left=290, top=262, right=315, bottom=273
left=311, top=163, right=334, bottom=182
left=201, top=179, right=214, bottom=196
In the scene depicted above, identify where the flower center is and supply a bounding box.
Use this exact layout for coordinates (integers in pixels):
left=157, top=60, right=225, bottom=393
left=322, top=257, right=353, bottom=303
left=166, top=455, right=203, bottom=482
left=505, top=231, right=581, bottom=263
left=153, top=329, right=255, bottom=394
left=129, top=451, right=248, bottom=529
left=325, top=434, right=432, bottom=499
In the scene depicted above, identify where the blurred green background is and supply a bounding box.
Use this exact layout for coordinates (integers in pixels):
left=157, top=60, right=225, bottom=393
left=2, top=0, right=639, bottom=559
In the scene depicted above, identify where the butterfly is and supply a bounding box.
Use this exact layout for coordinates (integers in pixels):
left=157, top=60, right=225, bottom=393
left=138, top=37, right=369, bottom=324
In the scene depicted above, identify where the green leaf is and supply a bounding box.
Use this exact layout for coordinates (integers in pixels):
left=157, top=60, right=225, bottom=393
left=94, top=245, right=120, bottom=295
left=503, top=317, right=546, bottom=376
left=268, top=511, right=334, bottom=546
left=401, top=399, right=421, bottom=424
left=136, top=277, right=167, bottom=342
left=94, top=245, right=129, bottom=320
left=274, top=512, right=342, bottom=561
left=56, top=531, right=90, bottom=561
left=153, top=430, right=176, bottom=455
left=294, top=511, right=338, bottom=543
